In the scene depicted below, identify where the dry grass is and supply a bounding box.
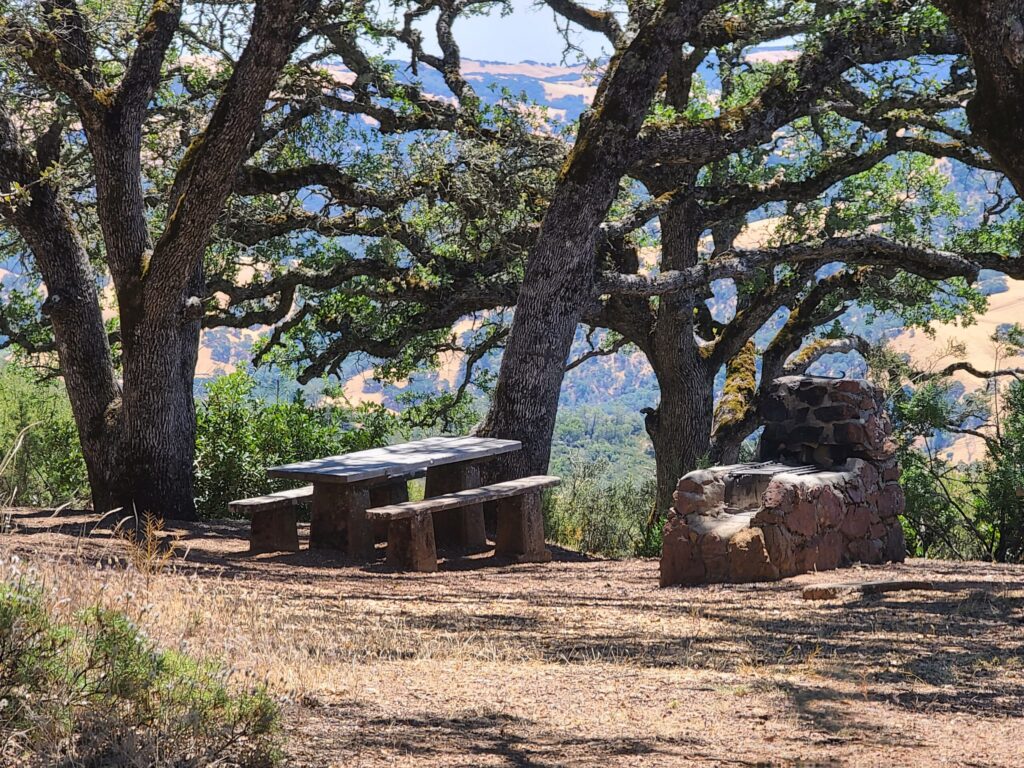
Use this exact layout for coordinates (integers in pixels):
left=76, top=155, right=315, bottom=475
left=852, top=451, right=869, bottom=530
left=2, top=507, right=1023, bottom=767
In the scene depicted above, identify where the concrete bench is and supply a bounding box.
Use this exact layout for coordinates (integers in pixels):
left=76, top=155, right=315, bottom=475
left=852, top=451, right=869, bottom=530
left=367, top=475, right=561, bottom=572
left=229, top=486, right=314, bottom=553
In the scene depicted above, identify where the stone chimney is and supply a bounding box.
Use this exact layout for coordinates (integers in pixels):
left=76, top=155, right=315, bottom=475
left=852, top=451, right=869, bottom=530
left=759, top=376, right=894, bottom=468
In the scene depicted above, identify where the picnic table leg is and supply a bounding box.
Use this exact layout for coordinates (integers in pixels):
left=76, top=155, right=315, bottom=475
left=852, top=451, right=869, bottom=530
left=311, top=484, right=374, bottom=560
left=310, top=484, right=347, bottom=550
left=495, top=491, right=552, bottom=563
left=345, top=489, right=375, bottom=561
left=370, top=479, right=409, bottom=542
left=425, top=461, right=487, bottom=549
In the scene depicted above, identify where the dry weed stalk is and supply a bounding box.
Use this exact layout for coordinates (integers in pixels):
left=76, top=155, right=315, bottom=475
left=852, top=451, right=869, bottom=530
left=112, top=510, right=182, bottom=589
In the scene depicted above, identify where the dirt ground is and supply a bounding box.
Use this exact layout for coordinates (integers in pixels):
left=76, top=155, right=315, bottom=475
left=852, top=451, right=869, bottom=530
left=2, top=507, right=1022, bottom=767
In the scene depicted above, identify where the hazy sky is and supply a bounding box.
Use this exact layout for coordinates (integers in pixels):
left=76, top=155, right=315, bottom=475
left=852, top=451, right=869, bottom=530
left=422, top=0, right=609, bottom=63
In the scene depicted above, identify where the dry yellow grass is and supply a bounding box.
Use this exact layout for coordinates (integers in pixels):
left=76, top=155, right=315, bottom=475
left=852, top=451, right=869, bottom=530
left=2, top=508, right=1022, bottom=767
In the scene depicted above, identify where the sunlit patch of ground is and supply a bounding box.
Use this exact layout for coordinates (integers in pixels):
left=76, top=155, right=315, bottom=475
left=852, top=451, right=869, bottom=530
left=2, top=507, right=1022, bottom=767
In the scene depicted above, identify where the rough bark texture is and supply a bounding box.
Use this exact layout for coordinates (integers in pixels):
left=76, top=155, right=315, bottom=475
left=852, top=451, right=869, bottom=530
left=646, top=186, right=714, bottom=517
left=939, top=0, right=1024, bottom=195
left=12, top=182, right=125, bottom=512
left=1, top=0, right=316, bottom=518
left=479, top=1, right=714, bottom=480
left=0, top=110, right=124, bottom=513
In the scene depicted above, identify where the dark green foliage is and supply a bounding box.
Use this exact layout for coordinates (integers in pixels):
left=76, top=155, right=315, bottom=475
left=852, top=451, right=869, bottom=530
left=0, top=364, right=398, bottom=517
left=550, top=405, right=655, bottom=484
left=980, top=381, right=1024, bottom=562
left=888, top=328, right=1024, bottom=562
left=0, top=363, right=88, bottom=507
left=0, top=581, right=281, bottom=767
left=194, top=368, right=395, bottom=518
left=544, top=459, right=659, bottom=559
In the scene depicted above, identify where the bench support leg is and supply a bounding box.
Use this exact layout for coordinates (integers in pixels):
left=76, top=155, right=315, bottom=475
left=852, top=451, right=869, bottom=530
left=495, top=491, right=551, bottom=563
left=249, top=507, right=300, bottom=554
left=386, top=510, right=438, bottom=572
left=425, top=462, right=487, bottom=549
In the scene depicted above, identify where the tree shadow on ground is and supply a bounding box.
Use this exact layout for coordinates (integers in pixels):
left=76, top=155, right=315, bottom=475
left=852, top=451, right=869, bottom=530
left=291, top=705, right=780, bottom=768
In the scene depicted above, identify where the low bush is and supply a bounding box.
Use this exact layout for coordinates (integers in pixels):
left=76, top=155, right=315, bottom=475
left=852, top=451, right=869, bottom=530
left=0, top=363, right=88, bottom=507
left=195, top=368, right=395, bottom=518
left=544, top=457, right=659, bottom=558
left=0, top=579, right=282, bottom=767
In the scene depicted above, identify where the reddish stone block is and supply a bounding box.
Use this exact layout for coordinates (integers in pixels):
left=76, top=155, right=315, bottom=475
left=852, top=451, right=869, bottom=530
left=727, top=528, right=780, bottom=583
left=761, top=480, right=796, bottom=510
left=884, top=525, right=907, bottom=563
left=760, top=524, right=797, bottom=575
left=786, top=498, right=818, bottom=538
left=840, top=505, right=872, bottom=539
left=700, top=533, right=730, bottom=583
left=833, top=421, right=867, bottom=445
left=816, top=487, right=844, bottom=529
left=878, top=483, right=905, bottom=518
left=660, top=517, right=704, bottom=587
left=795, top=538, right=821, bottom=574
left=815, top=404, right=859, bottom=422
left=848, top=537, right=884, bottom=565
left=817, top=530, right=846, bottom=570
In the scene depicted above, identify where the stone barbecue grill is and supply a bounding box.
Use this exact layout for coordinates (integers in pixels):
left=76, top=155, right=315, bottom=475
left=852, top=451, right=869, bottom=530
left=660, top=376, right=907, bottom=587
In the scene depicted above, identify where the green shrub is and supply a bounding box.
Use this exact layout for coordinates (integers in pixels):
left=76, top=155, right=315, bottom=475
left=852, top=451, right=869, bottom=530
left=0, top=580, right=282, bottom=767
left=194, top=368, right=395, bottom=518
left=892, top=354, right=1024, bottom=563
left=544, top=458, right=658, bottom=558
left=0, top=363, right=89, bottom=507
left=978, top=379, right=1024, bottom=562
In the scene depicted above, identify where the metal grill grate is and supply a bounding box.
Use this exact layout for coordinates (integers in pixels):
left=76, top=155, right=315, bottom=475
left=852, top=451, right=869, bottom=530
left=726, top=461, right=823, bottom=477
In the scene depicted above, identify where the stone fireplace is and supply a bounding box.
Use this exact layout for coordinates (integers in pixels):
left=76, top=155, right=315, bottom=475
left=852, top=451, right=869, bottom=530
left=660, top=376, right=906, bottom=587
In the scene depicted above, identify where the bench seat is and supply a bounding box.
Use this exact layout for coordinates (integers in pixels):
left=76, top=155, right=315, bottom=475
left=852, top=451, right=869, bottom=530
left=229, top=485, right=313, bottom=553
left=368, top=475, right=560, bottom=572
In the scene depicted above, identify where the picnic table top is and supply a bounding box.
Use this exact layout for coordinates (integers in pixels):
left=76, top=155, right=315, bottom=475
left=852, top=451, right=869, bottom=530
left=266, top=436, right=521, bottom=485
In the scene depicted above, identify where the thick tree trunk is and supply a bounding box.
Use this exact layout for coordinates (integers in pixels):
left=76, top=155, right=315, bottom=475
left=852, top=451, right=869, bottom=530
left=14, top=183, right=126, bottom=513
left=83, top=116, right=202, bottom=520
left=480, top=5, right=702, bottom=478
left=2, top=0, right=310, bottom=520
left=939, top=1, right=1024, bottom=195
left=118, top=267, right=203, bottom=521
left=649, top=372, right=715, bottom=516
left=644, top=180, right=713, bottom=516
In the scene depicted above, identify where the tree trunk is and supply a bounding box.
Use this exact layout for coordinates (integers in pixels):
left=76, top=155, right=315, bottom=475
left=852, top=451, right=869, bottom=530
left=649, top=372, right=715, bottom=516
left=480, top=6, right=702, bottom=479
left=118, top=264, right=203, bottom=521
left=13, top=180, right=126, bottom=513
left=645, top=179, right=713, bottom=516
left=2, top=0, right=311, bottom=520
left=939, top=1, right=1024, bottom=195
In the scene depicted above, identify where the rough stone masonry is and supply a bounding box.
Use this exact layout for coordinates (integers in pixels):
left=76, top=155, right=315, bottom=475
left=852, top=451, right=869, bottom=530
left=660, top=376, right=906, bottom=587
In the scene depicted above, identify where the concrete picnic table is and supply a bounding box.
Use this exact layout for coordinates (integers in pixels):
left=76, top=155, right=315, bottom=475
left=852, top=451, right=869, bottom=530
left=267, top=436, right=521, bottom=559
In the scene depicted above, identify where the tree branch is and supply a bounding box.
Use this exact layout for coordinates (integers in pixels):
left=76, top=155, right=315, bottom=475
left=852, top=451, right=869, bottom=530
left=598, top=235, right=1012, bottom=297
left=147, top=0, right=318, bottom=310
